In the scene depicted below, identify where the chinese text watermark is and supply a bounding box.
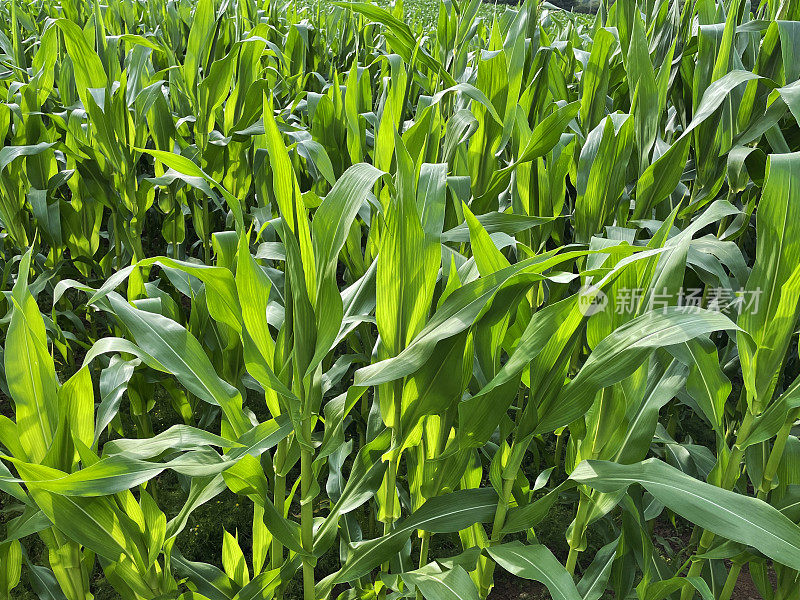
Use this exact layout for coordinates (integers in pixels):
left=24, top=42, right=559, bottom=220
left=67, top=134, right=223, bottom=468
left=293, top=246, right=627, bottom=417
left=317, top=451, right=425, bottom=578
left=578, top=287, right=761, bottom=316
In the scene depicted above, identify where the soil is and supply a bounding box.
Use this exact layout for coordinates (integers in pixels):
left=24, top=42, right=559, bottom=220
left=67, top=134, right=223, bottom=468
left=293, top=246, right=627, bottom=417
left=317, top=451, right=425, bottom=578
left=490, top=573, right=549, bottom=600
left=733, top=564, right=767, bottom=600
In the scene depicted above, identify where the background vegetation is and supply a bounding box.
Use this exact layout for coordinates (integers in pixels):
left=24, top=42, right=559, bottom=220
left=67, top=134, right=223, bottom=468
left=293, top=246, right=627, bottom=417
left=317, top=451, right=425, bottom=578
left=0, top=0, right=799, bottom=599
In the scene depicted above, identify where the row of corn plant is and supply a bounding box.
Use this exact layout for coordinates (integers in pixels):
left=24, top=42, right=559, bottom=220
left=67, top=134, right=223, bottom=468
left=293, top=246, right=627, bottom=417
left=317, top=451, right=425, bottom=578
left=1, top=0, right=800, bottom=598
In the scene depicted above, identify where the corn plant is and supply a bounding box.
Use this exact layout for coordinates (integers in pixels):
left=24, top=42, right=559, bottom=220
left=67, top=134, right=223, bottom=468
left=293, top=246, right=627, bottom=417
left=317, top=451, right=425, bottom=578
left=2, top=0, right=800, bottom=599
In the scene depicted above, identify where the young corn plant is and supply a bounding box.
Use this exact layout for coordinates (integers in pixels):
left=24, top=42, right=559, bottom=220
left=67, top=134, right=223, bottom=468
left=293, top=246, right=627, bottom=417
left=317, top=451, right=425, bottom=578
left=2, top=0, right=800, bottom=599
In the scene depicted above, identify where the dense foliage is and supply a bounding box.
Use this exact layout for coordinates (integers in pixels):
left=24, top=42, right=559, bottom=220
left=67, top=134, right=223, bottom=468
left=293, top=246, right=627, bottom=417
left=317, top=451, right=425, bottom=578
left=0, top=0, right=799, bottom=598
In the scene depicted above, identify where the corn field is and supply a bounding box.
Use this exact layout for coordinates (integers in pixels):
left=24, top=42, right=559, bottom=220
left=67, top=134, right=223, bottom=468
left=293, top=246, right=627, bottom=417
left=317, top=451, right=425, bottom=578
left=0, top=0, right=799, bottom=598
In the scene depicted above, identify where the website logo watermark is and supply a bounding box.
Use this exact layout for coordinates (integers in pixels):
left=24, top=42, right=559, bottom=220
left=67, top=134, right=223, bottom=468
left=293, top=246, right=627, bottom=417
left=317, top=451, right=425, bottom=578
left=578, top=285, right=609, bottom=316
left=578, top=286, right=761, bottom=315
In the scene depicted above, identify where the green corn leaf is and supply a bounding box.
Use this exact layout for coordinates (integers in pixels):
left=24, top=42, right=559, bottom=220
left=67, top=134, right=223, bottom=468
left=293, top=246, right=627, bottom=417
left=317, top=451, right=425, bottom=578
left=6, top=250, right=58, bottom=464
left=487, top=542, right=582, bottom=600
left=401, top=565, right=480, bottom=600
left=328, top=488, right=498, bottom=584
left=105, top=292, right=251, bottom=437
left=572, top=459, right=800, bottom=570
left=738, top=152, right=800, bottom=411
left=537, top=307, right=738, bottom=434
